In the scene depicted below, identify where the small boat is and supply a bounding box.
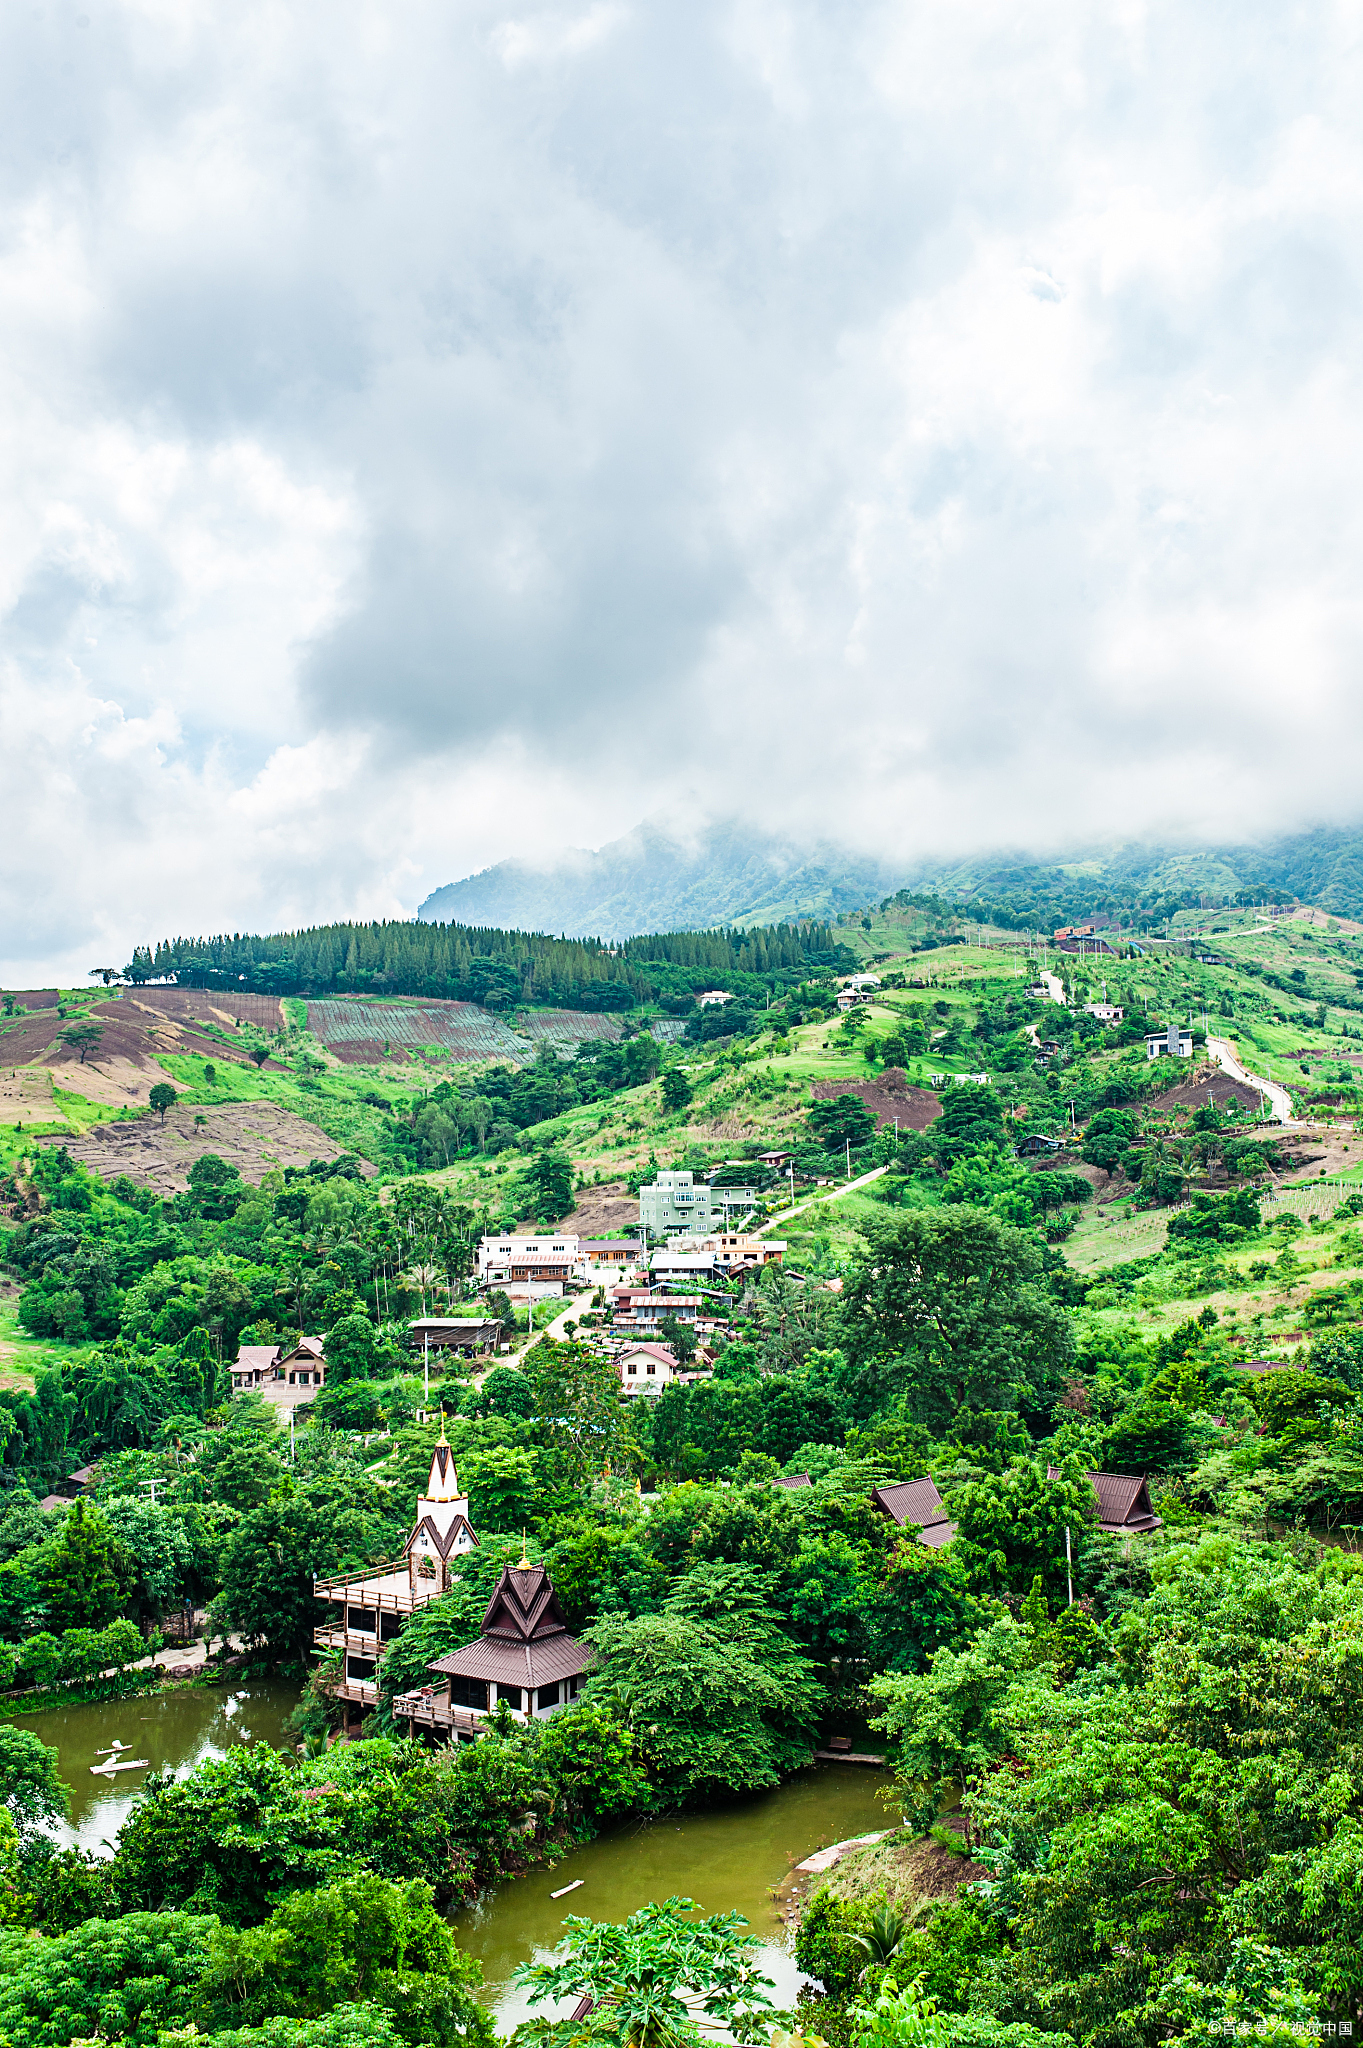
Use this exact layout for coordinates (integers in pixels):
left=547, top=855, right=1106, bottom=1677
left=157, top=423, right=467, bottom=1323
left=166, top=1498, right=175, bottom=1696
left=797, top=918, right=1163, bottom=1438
left=95, top=1739, right=131, bottom=1754
left=90, top=1757, right=150, bottom=1776
left=550, top=1879, right=584, bottom=1899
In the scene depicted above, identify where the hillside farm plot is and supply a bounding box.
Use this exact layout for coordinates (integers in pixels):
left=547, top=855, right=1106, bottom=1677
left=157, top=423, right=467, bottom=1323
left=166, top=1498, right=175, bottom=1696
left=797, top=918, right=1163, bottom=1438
left=130, top=988, right=285, bottom=1031
left=1, top=990, right=59, bottom=1010
left=810, top=1069, right=944, bottom=1132
left=33, top=1101, right=374, bottom=1193
left=0, top=1068, right=67, bottom=1127
left=307, top=999, right=530, bottom=1064
left=516, top=1008, right=626, bottom=1050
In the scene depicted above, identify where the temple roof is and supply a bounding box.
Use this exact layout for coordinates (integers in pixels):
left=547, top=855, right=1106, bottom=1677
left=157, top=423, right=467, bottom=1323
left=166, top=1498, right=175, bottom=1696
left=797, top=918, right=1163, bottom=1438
left=408, top=1512, right=479, bottom=1560
left=426, top=1559, right=593, bottom=1690
left=428, top=1632, right=592, bottom=1688
left=480, top=1561, right=570, bottom=1642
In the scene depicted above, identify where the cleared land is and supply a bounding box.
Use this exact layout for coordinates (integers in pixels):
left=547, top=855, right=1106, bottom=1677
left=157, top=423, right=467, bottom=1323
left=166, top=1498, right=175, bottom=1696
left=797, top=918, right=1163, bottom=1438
left=32, top=1101, right=373, bottom=1192
left=130, top=988, right=286, bottom=1031
left=810, top=1068, right=944, bottom=1131
left=307, top=998, right=530, bottom=1064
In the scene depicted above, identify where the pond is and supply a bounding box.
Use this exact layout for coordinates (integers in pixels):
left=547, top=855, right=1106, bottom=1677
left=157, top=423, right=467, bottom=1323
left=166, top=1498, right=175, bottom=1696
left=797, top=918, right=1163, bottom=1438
left=18, top=1683, right=893, bottom=2036
left=12, top=1677, right=301, bottom=1853
left=454, top=1765, right=895, bottom=2034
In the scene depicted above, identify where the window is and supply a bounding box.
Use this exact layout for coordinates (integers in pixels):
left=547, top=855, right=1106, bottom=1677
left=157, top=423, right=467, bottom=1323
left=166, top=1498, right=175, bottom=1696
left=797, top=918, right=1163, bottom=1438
left=449, top=1675, right=489, bottom=1710
left=537, top=1684, right=560, bottom=1711
left=646, top=1362, right=656, bottom=1375
left=497, top=1684, right=525, bottom=1710
left=346, top=1656, right=375, bottom=1682
left=347, top=1606, right=375, bottom=1632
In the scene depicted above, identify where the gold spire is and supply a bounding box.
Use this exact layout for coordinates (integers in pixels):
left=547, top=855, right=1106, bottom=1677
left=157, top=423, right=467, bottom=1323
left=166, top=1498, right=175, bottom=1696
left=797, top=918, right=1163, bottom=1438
left=437, top=1411, right=448, bottom=1447
left=517, top=1528, right=532, bottom=1570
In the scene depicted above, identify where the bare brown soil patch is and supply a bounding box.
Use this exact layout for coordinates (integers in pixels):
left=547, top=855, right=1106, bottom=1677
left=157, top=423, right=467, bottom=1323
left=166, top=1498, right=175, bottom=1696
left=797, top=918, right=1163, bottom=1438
left=99, top=998, right=287, bottom=1070
left=1, top=998, right=282, bottom=1077
left=129, top=988, right=286, bottom=1031
left=1, top=990, right=59, bottom=1010
left=1148, top=1065, right=1270, bottom=1116
left=560, top=1182, right=639, bottom=1236
left=33, top=1102, right=374, bottom=1193
left=48, top=1054, right=183, bottom=1108
left=811, top=1068, right=943, bottom=1132
left=0, top=1015, right=65, bottom=1065
left=0, top=1070, right=64, bottom=1127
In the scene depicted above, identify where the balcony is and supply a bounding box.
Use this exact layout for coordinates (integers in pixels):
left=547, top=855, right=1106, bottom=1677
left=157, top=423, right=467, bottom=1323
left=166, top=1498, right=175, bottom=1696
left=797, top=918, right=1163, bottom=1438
left=391, top=1688, right=486, bottom=1739
left=312, top=1560, right=441, bottom=1617
left=314, top=1622, right=400, bottom=1655
left=334, top=1676, right=380, bottom=1707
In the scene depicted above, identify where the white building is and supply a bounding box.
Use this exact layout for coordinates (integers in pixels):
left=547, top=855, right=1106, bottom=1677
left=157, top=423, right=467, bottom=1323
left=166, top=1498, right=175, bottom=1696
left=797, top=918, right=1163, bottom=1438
left=1146, top=1024, right=1194, bottom=1061
left=478, top=1233, right=582, bottom=1283
left=617, top=1342, right=685, bottom=1393
left=1085, top=1003, right=1125, bottom=1024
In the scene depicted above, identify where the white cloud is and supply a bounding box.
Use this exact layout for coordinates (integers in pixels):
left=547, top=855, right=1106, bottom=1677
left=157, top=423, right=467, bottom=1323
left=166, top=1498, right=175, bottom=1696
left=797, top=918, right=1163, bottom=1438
left=3, top=0, right=1363, bottom=981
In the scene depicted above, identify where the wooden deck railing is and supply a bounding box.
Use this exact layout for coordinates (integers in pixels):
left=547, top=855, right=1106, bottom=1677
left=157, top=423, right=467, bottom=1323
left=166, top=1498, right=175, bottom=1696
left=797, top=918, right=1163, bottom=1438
left=391, top=1688, right=484, bottom=1738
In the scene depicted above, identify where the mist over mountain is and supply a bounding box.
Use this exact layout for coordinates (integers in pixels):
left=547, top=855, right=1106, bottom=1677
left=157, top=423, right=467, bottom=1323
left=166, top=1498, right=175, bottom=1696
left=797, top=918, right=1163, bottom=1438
left=418, top=821, right=905, bottom=940
left=419, top=818, right=1363, bottom=939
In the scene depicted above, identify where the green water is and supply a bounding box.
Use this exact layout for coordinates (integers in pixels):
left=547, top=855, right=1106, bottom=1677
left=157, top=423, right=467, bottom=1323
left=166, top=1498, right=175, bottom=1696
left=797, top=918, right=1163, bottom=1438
left=455, top=1765, right=895, bottom=2033
left=18, top=1683, right=891, bottom=2037
left=12, top=1678, right=301, bottom=1853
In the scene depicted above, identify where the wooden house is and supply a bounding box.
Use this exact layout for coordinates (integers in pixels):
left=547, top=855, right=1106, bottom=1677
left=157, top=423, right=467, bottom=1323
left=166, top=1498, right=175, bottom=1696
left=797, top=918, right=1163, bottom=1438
left=313, top=1425, right=479, bottom=1730
left=871, top=1477, right=958, bottom=1549
left=408, top=1317, right=503, bottom=1358
left=393, top=1556, right=592, bottom=1741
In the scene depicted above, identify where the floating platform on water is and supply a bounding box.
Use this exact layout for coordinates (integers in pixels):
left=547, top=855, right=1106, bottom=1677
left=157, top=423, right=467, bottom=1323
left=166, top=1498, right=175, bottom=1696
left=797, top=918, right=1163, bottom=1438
left=550, top=1879, right=584, bottom=1899
left=90, top=1758, right=150, bottom=1775
left=814, top=1749, right=886, bottom=1765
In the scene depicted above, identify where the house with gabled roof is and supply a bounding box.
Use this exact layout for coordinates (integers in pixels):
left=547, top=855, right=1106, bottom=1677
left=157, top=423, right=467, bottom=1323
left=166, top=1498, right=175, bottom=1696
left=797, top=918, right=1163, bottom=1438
left=871, top=1477, right=958, bottom=1549
left=313, top=1421, right=479, bottom=1730
left=393, top=1553, right=593, bottom=1741
left=1073, top=1469, right=1163, bottom=1536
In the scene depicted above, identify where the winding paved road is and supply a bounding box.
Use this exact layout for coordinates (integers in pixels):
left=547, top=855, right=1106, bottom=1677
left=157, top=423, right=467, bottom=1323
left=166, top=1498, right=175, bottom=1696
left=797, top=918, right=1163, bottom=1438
left=1206, top=1036, right=1295, bottom=1123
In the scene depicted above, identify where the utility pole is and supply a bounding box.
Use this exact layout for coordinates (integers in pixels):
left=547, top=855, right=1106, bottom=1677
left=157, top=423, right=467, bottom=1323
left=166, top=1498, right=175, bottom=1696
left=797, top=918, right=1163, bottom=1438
left=846, top=1137, right=852, bottom=1181
left=1065, top=1524, right=1074, bottom=1606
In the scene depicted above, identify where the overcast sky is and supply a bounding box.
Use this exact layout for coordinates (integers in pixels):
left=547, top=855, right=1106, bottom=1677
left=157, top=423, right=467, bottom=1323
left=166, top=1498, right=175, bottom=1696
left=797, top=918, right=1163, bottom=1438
left=4, top=0, right=1363, bottom=983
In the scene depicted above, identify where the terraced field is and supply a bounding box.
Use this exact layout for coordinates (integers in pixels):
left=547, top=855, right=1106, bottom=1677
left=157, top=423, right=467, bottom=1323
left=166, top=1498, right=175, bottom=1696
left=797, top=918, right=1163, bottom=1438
left=516, top=1008, right=625, bottom=1048
left=306, top=999, right=529, bottom=1063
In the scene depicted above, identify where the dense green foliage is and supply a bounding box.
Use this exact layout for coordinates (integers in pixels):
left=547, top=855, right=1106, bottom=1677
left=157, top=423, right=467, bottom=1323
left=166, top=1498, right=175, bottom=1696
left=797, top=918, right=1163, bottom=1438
left=124, top=918, right=851, bottom=1006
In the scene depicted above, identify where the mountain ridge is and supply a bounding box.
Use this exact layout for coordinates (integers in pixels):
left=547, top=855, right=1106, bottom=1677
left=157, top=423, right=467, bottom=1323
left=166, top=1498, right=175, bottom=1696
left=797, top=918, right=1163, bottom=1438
left=417, top=818, right=1363, bottom=939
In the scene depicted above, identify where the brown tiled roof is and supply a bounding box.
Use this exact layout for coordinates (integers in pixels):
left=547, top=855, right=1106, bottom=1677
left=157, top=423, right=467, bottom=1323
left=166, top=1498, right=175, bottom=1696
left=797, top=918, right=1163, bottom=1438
left=425, top=1561, right=594, bottom=1689
left=872, top=1477, right=956, bottom=1545
left=771, top=1472, right=812, bottom=1489
left=428, top=1632, right=594, bottom=1689
left=1088, top=1471, right=1161, bottom=1534
left=1047, top=1467, right=1163, bottom=1535
left=481, top=1562, right=568, bottom=1642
